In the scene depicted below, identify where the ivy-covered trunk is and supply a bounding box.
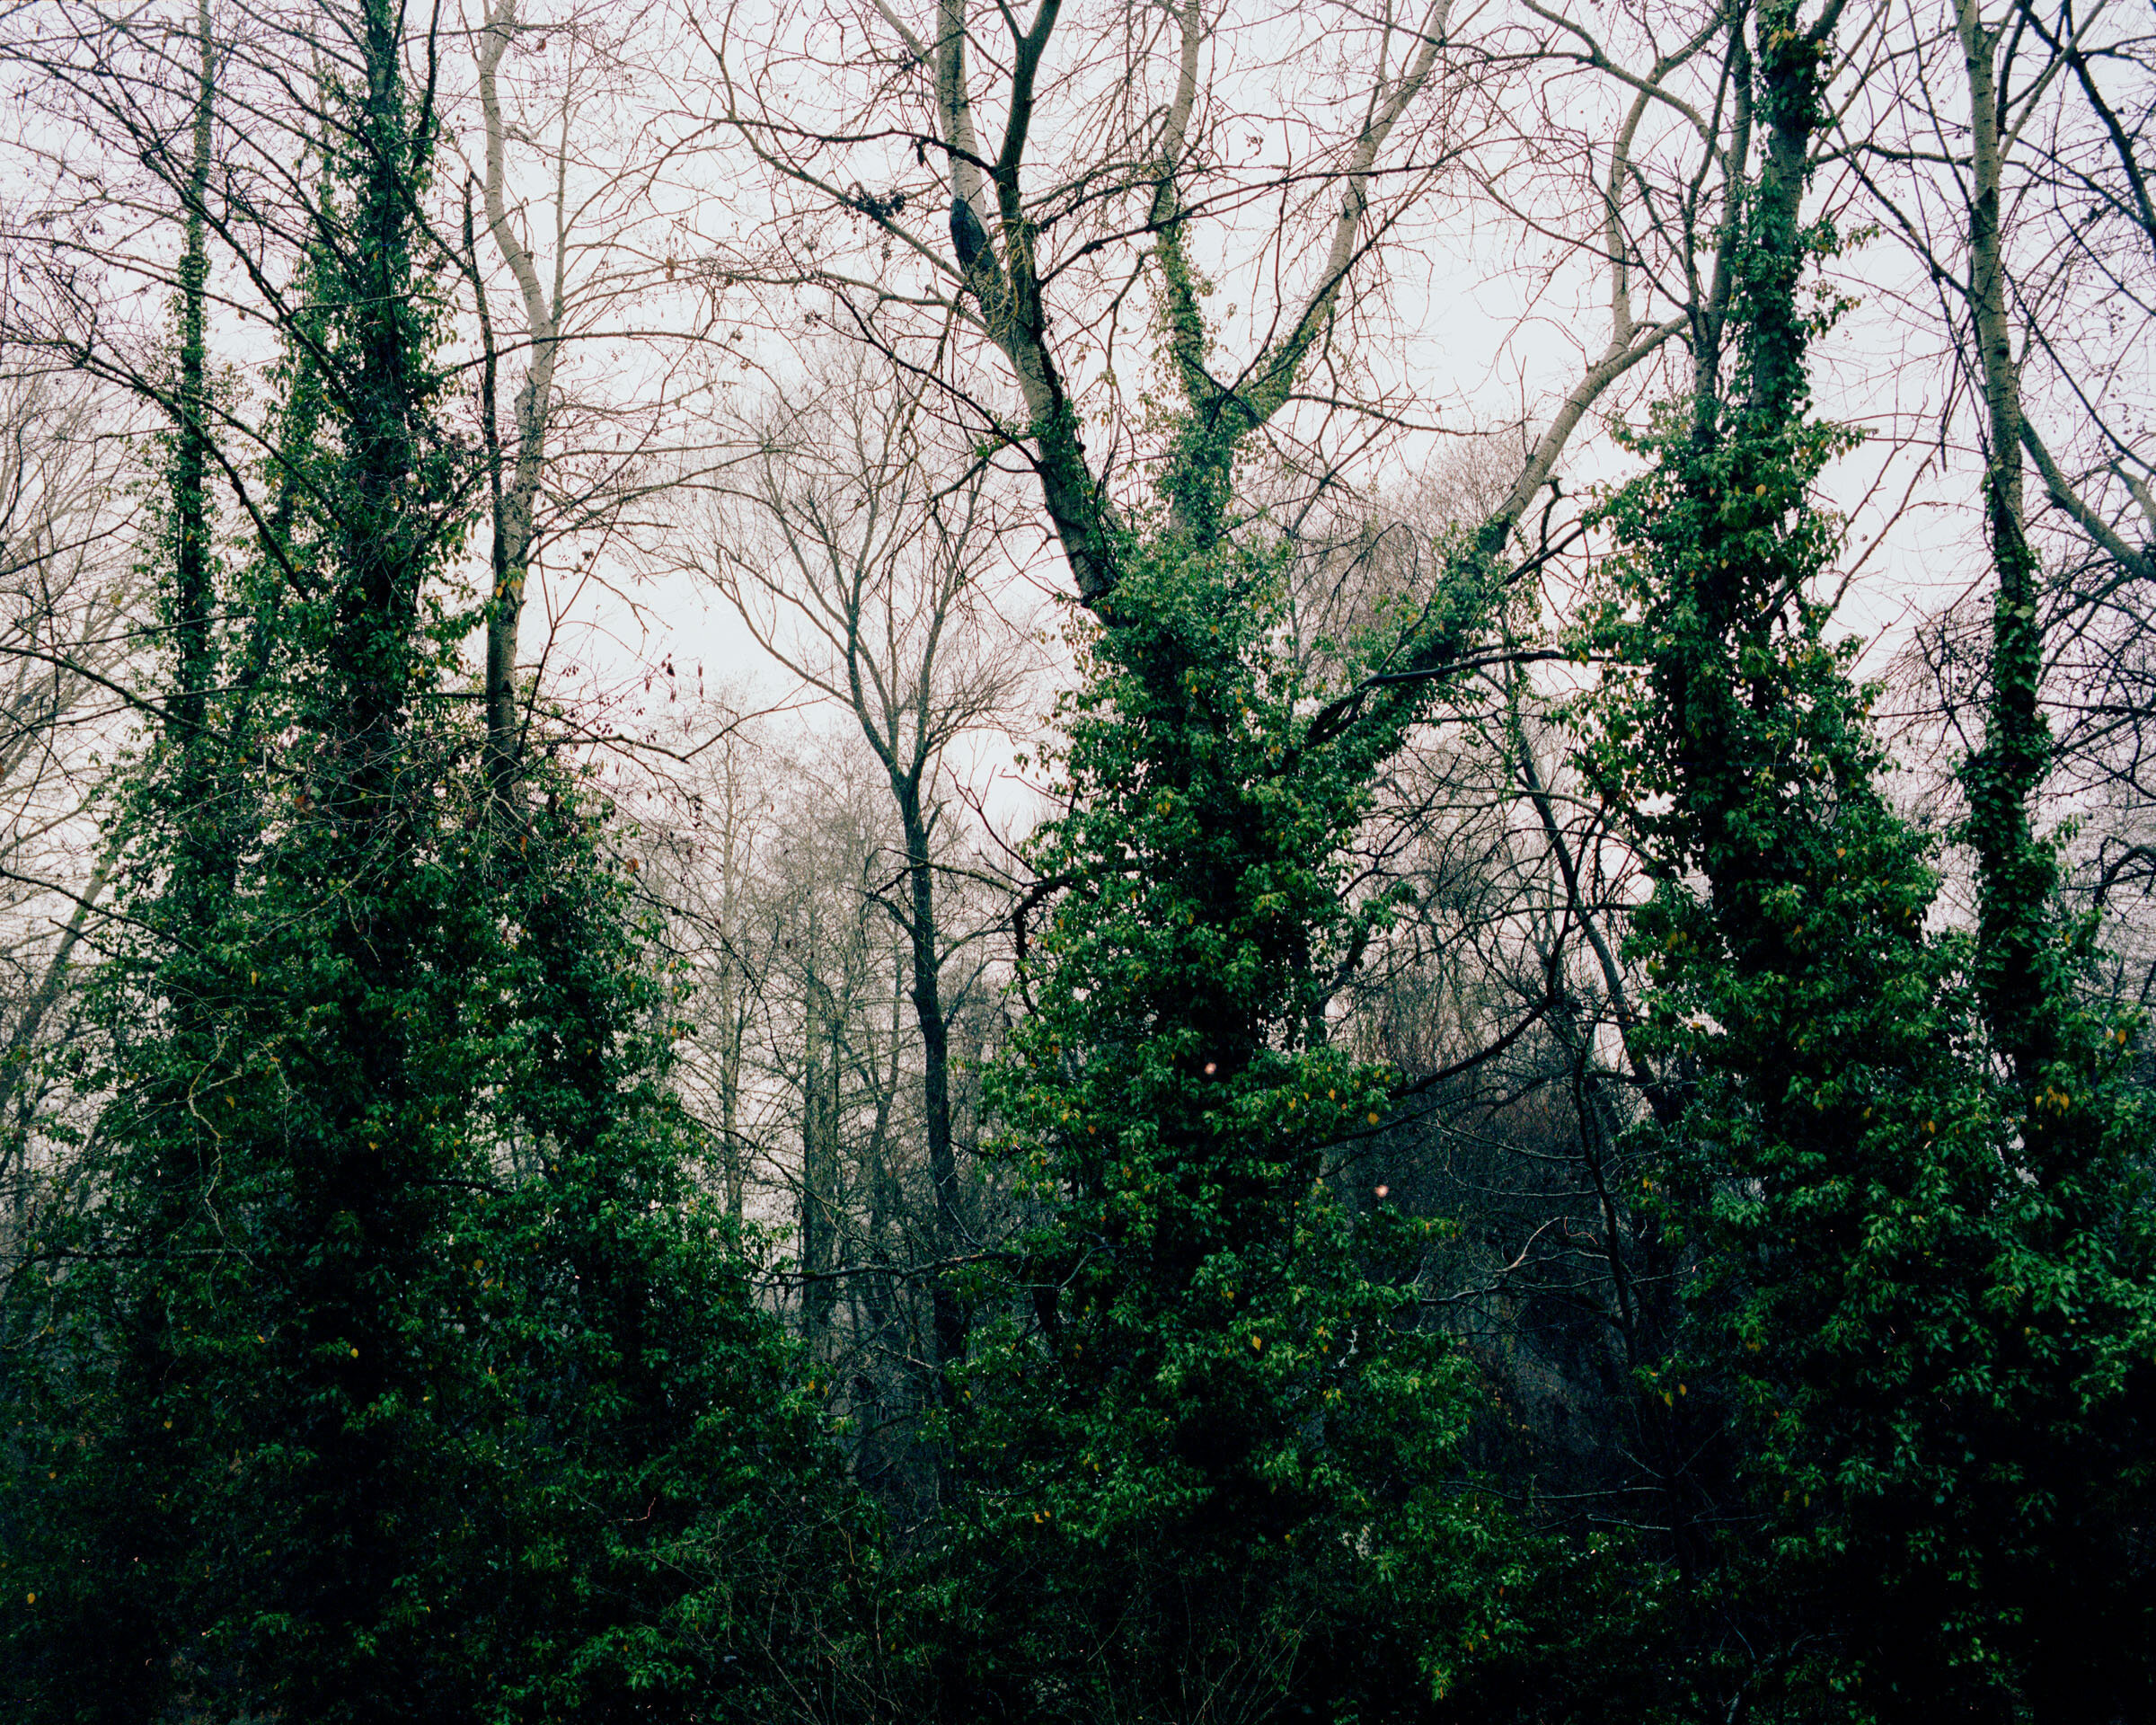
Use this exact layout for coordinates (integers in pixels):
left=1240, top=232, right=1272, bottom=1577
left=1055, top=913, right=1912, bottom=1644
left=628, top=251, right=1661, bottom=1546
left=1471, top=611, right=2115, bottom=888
left=1, top=8, right=853, bottom=1721
left=1948, top=6, right=2156, bottom=1714
left=1955, top=0, right=2056, bottom=1100
left=929, top=159, right=1527, bottom=1706
left=1582, top=1, right=2156, bottom=1714
left=164, top=0, right=216, bottom=833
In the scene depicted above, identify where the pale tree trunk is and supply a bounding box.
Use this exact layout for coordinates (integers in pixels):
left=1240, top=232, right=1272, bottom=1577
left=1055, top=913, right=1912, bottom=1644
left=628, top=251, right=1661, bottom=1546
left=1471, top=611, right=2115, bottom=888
left=475, top=0, right=561, bottom=788
left=717, top=955, right=746, bottom=1223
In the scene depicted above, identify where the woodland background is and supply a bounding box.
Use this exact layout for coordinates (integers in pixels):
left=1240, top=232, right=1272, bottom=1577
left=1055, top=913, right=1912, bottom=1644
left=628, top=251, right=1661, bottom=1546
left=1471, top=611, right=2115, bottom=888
left=0, top=0, right=2149, bottom=1721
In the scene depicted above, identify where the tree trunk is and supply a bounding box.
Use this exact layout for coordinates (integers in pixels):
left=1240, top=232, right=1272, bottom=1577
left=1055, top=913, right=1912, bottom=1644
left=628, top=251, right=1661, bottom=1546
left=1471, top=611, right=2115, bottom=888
left=1955, top=0, right=2057, bottom=1095
left=476, top=0, right=561, bottom=789
left=169, top=0, right=216, bottom=855
left=897, top=784, right=965, bottom=1393
left=801, top=969, right=840, bottom=1348
left=719, top=950, right=746, bottom=1223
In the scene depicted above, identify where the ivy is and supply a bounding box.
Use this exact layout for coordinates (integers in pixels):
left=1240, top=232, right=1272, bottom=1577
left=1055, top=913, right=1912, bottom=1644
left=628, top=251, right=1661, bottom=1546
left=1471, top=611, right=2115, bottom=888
left=0, top=11, right=853, bottom=1721
left=1577, top=4, right=2156, bottom=1713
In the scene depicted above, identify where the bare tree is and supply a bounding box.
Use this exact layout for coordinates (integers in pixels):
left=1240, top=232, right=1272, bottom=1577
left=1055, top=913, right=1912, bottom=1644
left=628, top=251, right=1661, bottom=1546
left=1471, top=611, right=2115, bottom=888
left=698, top=352, right=1031, bottom=1401
left=688, top=0, right=1704, bottom=613
left=0, top=359, right=137, bottom=1255
left=450, top=0, right=726, bottom=786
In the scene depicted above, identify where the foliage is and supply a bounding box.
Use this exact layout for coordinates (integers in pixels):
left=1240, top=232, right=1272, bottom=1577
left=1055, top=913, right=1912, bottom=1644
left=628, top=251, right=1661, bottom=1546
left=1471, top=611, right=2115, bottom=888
left=0, top=9, right=852, bottom=1720
left=1576, top=4, right=2156, bottom=1715
left=2, top=3, right=2152, bottom=1721
left=923, top=438, right=1524, bottom=1718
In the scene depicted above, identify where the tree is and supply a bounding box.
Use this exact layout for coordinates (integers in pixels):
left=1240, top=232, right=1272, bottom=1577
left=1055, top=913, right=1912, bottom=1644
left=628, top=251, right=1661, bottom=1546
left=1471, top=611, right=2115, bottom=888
left=454, top=0, right=706, bottom=791
left=703, top=355, right=1030, bottom=1411
left=468, top=0, right=567, bottom=787
left=0, top=358, right=138, bottom=1260
left=695, top=0, right=1699, bottom=604
left=1580, top=1, right=2156, bottom=1713
left=633, top=705, right=779, bottom=1225
left=0, top=6, right=852, bottom=1720
left=1847, top=0, right=2156, bottom=1000
left=0, top=2, right=2146, bottom=1719
left=687, top=2, right=1827, bottom=1713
